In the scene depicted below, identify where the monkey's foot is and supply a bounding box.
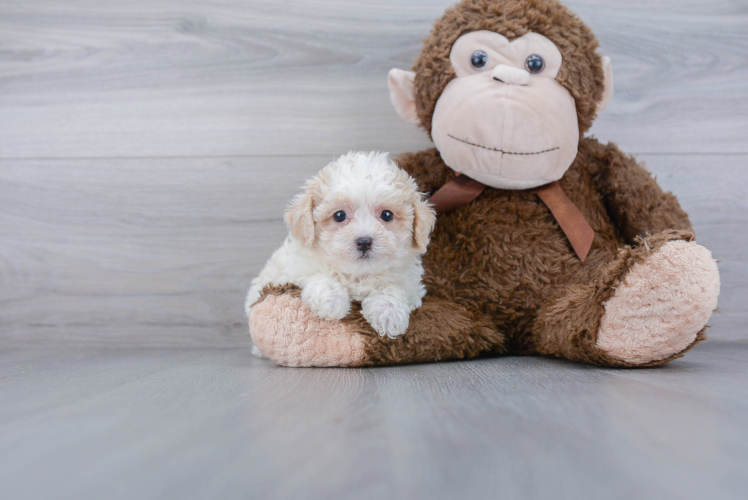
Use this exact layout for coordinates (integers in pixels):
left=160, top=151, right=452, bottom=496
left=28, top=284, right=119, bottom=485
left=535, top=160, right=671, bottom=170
left=249, top=292, right=365, bottom=367
left=596, top=240, right=720, bottom=364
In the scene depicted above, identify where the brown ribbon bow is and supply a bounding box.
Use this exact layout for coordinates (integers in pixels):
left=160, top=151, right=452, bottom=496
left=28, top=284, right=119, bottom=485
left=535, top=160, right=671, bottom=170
left=428, top=174, right=595, bottom=262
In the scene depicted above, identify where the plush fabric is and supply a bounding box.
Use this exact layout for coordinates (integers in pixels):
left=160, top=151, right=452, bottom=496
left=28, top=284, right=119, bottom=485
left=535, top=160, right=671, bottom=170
left=431, top=65, right=579, bottom=189
left=597, top=240, right=720, bottom=364
left=250, top=285, right=365, bottom=367
left=251, top=138, right=720, bottom=368
left=247, top=0, right=720, bottom=368
left=413, top=0, right=606, bottom=136
left=431, top=30, right=577, bottom=190
left=388, top=69, right=420, bottom=126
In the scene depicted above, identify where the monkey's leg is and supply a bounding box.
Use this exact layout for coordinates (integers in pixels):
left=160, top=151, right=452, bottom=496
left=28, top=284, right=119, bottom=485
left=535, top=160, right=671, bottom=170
left=532, top=230, right=720, bottom=367
left=249, top=285, right=502, bottom=367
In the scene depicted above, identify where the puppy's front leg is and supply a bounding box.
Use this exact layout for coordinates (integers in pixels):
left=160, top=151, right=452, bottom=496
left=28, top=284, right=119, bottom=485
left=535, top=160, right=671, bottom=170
left=300, top=274, right=351, bottom=321
left=362, top=289, right=411, bottom=339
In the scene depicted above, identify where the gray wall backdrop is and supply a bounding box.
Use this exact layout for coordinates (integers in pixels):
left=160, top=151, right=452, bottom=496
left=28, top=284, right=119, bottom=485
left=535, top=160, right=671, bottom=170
left=1, top=0, right=746, bottom=347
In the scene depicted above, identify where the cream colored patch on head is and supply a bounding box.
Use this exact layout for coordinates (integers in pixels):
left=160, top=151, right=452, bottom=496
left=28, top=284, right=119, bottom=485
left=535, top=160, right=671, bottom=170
left=596, top=240, right=720, bottom=364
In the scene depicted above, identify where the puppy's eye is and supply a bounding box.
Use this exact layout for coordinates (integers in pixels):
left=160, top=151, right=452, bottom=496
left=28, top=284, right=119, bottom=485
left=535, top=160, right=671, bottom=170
left=525, top=54, right=545, bottom=74
left=333, top=211, right=347, bottom=223
left=471, top=50, right=488, bottom=70
left=381, top=210, right=393, bottom=222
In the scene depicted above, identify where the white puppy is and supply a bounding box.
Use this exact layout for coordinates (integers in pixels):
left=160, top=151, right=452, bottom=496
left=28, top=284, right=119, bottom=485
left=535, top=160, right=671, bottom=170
left=246, top=151, right=436, bottom=340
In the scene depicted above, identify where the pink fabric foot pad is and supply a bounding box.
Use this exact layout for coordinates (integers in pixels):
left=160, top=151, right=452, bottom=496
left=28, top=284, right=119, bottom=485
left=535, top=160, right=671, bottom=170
left=249, top=293, right=365, bottom=367
left=597, top=240, right=720, bottom=364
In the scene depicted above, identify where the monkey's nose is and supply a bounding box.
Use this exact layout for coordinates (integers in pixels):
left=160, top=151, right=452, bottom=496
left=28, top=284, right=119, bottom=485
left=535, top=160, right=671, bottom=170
left=491, top=64, right=530, bottom=86
left=356, top=237, right=373, bottom=253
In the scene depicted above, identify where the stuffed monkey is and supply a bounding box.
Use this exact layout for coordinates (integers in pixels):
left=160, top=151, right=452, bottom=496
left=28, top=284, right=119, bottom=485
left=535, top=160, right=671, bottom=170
left=248, top=0, right=720, bottom=368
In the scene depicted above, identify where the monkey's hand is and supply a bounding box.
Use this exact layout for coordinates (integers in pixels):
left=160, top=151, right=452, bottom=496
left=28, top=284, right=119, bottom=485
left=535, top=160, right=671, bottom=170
left=249, top=284, right=502, bottom=367
left=248, top=284, right=365, bottom=367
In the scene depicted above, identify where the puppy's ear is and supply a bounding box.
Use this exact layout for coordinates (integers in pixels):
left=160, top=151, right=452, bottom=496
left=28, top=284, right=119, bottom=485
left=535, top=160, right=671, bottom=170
left=285, top=191, right=315, bottom=246
left=412, top=198, right=436, bottom=253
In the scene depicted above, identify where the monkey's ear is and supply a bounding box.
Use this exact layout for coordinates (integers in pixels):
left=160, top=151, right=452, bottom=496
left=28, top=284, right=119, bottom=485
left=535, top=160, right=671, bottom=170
left=285, top=191, right=315, bottom=246
left=412, top=199, right=436, bottom=253
left=596, top=56, right=614, bottom=115
left=388, top=69, right=420, bottom=126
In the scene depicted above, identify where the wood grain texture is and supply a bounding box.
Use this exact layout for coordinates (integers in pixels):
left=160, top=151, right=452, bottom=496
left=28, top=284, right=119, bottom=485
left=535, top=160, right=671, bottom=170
left=0, top=0, right=746, bottom=346
left=0, top=0, right=746, bottom=158
left=1, top=154, right=746, bottom=346
left=1, top=3, right=746, bottom=496
left=0, top=342, right=747, bottom=500
left=0, top=156, right=321, bottom=347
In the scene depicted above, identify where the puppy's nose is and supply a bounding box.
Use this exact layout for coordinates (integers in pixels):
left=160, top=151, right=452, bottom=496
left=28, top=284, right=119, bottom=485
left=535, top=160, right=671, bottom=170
left=356, top=237, right=373, bottom=253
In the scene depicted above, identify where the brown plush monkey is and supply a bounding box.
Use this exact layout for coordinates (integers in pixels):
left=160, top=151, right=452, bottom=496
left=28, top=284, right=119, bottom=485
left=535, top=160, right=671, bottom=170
left=248, top=0, right=720, bottom=368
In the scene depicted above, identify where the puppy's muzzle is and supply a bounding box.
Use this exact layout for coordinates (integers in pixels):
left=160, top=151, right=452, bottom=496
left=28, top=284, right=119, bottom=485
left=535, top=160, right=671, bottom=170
left=356, top=237, right=373, bottom=255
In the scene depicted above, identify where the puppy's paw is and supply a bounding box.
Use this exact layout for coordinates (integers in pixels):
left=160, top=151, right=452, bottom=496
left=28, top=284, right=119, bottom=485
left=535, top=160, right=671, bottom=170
left=301, top=277, right=351, bottom=321
left=362, top=295, right=411, bottom=338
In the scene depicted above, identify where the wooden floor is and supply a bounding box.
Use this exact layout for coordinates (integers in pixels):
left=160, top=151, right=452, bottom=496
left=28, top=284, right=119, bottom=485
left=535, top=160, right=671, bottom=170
left=1, top=342, right=747, bottom=500
left=1, top=0, right=747, bottom=498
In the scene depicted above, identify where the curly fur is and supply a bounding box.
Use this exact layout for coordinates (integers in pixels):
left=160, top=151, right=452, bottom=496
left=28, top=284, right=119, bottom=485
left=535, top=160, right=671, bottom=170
left=246, top=152, right=436, bottom=340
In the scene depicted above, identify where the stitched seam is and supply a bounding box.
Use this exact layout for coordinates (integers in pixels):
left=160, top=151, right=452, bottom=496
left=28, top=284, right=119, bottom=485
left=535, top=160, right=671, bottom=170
left=498, top=84, right=508, bottom=176
left=448, top=134, right=560, bottom=156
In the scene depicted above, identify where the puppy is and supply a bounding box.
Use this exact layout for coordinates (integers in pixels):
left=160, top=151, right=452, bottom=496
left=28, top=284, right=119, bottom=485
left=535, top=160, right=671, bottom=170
left=245, top=151, right=436, bottom=340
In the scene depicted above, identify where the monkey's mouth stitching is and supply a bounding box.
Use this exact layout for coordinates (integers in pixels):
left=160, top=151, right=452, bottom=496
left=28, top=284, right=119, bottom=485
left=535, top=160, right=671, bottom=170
left=448, top=134, right=560, bottom=156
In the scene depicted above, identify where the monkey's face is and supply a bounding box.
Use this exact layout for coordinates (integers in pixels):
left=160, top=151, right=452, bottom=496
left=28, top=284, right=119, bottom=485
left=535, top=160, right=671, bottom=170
left=388, top=28, right=613, bottom=190
left=431, top=31, right=579, bottom=190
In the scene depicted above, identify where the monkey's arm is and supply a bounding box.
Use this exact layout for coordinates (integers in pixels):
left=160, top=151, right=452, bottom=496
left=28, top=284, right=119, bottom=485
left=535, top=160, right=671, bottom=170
left=587, top=138, right=693, bottom=243
left=395, top=148, right=456, bottom=195
left=249, top=285, right=503, bottom=366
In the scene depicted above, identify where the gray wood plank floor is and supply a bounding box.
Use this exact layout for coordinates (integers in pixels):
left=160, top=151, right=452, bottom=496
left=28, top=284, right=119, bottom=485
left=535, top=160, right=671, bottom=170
left=2, top=2, right=748, bottom=498
left=1, top=342, right=747, bottom=500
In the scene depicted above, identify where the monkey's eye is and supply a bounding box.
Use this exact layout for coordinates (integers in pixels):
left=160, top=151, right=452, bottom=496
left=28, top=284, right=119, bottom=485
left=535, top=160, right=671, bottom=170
left=381, top=210, right=393, bottom=222
left=525, top=54, right=545, bottom=74
left=333, top=211, right=347, bottom=222
left=471, top=50, right=488, bottom=70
